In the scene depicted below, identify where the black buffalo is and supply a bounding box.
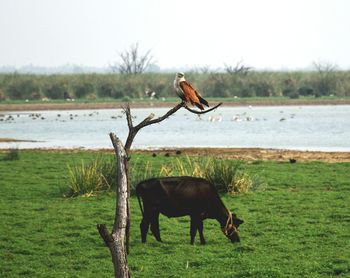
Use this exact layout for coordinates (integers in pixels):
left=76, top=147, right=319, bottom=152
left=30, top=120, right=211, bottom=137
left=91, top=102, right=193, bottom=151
left=136, top=176, right=244, bottom=244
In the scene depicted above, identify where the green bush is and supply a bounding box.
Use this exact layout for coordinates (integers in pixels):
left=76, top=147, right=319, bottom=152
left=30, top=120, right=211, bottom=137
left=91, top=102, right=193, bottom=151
left=0, top=89, right=6, bottom=101
left=1, top=148, right=20, bottom=161
left=73, top=82, right=94, bottom=98
left=2, top=71, right=350, bottom=101
left=158, top=156, right=264, bottom=194
left=287, top=90, right=300, bottom=99
left=43, top=82, right=67, bottom=99
left=201, top=158, right=245, bottom=193
left=66, top=157, right=116, bottom=197
left=130, top=158, right=154, bottom=192
left=5, top=78, right=40, bottom=100
left=65, top=155, right=266, bottom=197
left=298, top=86, right=314, bottom=96
left=97, top=82, right=114, bottom=98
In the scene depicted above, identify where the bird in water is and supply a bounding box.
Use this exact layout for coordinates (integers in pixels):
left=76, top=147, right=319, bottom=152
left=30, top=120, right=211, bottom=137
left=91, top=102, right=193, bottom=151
left=173, top=72, right=209, bottom=110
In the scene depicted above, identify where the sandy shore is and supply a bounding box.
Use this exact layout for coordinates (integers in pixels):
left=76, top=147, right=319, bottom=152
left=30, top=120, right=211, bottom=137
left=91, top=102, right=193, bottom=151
left=1, top=98, right=350, bottom=112
left=131, top=147, right=350, bottom=163
left=0, top=143, right=349, bottom=162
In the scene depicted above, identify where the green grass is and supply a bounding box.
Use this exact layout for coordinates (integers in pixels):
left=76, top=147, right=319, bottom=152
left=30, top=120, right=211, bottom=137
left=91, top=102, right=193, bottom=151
left=0, top=151, right=349, bottom=277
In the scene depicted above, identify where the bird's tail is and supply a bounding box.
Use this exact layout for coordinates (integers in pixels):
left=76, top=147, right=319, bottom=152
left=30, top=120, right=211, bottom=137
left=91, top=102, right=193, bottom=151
left=194, top=102, right=205, bottom=110
left=198, top=96, right=209, bottom=107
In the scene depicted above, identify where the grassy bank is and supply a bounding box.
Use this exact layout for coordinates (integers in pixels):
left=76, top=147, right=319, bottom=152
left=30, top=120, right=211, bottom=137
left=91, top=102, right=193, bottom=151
left=0, top=150, right=349, bottom=277
left=1, top=71, right=350, bottom=103
left=1, top=96, right=350, bottom=112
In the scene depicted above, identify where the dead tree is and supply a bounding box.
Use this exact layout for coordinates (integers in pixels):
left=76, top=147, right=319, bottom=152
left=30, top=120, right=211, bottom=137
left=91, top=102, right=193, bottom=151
left=224, top=60, right=252, bottom=75
left=111, top=43, right=154, bottom=74
left=97, top=101, right=222, bottom=277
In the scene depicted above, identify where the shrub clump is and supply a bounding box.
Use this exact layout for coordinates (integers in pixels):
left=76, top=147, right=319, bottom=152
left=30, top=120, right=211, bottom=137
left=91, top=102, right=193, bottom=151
left=65, top=157, right=116, bottom=197
left=159, top=156, right=266, bottom=194
left=65, top=155, right=266, bottom=197
left=1, top=148, right=20, bottom=161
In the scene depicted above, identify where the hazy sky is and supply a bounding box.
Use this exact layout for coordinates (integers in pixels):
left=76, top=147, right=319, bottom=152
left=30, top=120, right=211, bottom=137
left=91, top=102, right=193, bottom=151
left=1, top=0, right=350, bottom=70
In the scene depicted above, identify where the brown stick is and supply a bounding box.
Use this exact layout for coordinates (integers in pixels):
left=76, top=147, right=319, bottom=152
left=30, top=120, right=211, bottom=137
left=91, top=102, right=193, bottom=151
left=97, top=133, right=130, bottom=278
left=184, top=102, right=223, bottom=114
left=124, top=102, right=185, bottom=152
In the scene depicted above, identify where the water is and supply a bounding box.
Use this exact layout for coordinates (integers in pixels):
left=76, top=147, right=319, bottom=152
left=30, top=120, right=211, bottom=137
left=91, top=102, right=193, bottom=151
left=1, top=105, right=350, bottom=151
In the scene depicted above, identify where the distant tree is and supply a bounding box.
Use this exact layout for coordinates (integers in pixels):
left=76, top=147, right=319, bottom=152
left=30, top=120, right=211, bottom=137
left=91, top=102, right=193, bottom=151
left=298, top=86, right=314, bottom=96
left=111, top=43, right=154, bottom=75
left=43, top=82, right=67, bottom=99
left=282, top=78, right=298, bottom=98
left=0, top=90, right=5, bottom=101
left=6, top=79, right=40, bottom=100
left=224, top=60, right=252, bottom=75
left=73, top=83, right=94, bottom=98
left=312, top=61, right=338, bottom=96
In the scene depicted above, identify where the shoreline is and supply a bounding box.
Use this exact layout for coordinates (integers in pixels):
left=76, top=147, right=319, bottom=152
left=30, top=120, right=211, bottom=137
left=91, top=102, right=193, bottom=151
left=1, top=98, right=350, bottom=111
left=1, top=146, right=349, bottom=162
left=2, top=99, right=349, bottom=162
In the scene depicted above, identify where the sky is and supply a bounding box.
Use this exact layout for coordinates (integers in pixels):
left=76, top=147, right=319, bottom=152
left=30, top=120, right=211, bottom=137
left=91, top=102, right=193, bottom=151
left=1, top=0, right=350, bottom=70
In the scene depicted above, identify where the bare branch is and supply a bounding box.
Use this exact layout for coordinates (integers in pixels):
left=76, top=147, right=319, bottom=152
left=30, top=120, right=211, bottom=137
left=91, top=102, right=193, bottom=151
left=97, top=224, right=114, bottom=246
left=312, top=61, right=338, bottom=74
left=123, top=101, right=224, bottom=150
left=136, top=102, right=184, bottom=128
left=124, top=102, right=185, bottom=151
left=184, top=102, right=223, bottom=114
left=123, top=104, right=133, bottom=130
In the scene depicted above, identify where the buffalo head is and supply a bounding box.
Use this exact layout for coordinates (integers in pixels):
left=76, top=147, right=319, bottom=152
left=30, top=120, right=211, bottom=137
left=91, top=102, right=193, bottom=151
left=222, top=213, right=244, bottom=243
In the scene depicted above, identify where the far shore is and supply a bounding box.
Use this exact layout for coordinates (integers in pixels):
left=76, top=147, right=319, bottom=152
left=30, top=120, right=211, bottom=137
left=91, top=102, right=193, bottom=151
left=1, top=98, right=350, bottom=112
left=0, top=146, right=349, bottom=162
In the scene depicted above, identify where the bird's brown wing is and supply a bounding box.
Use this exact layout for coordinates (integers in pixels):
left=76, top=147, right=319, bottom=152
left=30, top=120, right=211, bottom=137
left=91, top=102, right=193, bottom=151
left=179, top=81, right=201, bottom=105
left=179, top=81, right=208, bottom=109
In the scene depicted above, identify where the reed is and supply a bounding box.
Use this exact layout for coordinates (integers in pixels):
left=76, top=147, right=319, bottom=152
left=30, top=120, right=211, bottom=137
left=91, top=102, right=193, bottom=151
left=1, top=71, right=349, bottom=102
left=65, top=155, right=266, bottom=197
left=66, top=157, right=117, bottom=197
left=1, top=148, right=20, bottom=161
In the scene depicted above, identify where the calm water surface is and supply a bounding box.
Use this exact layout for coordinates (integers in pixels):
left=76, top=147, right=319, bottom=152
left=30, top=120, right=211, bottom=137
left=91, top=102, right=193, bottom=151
left=1, top=105, right=349, bottom=151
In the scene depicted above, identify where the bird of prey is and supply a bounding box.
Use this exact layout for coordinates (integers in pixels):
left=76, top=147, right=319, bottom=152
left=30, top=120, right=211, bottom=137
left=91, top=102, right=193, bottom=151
left=173, top=72, right=209, bottom=110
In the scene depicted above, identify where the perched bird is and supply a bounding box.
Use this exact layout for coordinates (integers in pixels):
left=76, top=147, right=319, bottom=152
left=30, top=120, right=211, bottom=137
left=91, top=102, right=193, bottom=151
left=173, top=72, right=209, bottom=110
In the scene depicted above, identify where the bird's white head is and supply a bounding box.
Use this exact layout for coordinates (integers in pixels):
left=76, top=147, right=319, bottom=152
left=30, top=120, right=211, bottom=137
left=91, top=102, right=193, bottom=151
left=175, top=72, right=185, bottom=81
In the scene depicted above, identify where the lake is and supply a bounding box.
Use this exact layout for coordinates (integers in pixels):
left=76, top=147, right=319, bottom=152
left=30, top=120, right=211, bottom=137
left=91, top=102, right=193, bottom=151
left=1, top=105, right=350, bottom=151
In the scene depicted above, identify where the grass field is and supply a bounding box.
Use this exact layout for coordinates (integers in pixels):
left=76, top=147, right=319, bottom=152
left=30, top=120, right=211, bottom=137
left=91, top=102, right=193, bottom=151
left=0, top=151, right=349, bottom=277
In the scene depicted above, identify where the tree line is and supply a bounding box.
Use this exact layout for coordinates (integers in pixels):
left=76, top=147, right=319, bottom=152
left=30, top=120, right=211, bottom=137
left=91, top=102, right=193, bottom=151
left=1, top=69, right=349, bottom=102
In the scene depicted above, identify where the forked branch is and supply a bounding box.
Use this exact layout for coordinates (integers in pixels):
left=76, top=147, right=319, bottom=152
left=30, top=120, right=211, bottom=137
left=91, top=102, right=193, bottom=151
left=124, top=101, right=222, bottom=151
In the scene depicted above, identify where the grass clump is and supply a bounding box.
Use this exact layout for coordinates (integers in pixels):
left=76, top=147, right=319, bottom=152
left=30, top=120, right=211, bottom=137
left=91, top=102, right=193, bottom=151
left=1, top=148, right=20, bottom=161
left=159, top=156, right=266, bottom=194
left=129, top=158, right=154, bottom=192
left=65, top=155, right=266, bottom=197
left=66, top=157, right=116, bottom=197
left=201, top=158, right=244, bottom=193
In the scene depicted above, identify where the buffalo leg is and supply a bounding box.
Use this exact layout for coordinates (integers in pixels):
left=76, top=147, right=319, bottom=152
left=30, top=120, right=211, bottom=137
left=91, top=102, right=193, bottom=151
left=150, top=212, right=162, bottom=242
left=190, top=216, right=199, bottom=245
left=198, top=220, right=206, bottom=245
left=140, top=216, right=150, bottom=243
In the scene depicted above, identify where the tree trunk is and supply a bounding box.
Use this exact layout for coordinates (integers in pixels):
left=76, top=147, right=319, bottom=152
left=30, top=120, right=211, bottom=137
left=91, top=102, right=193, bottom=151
left=97, top=133, right=130, bottom=277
